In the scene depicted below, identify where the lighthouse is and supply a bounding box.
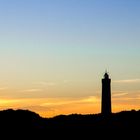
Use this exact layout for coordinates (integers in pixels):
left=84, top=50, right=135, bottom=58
left=101, top=72, right=112, bottom=116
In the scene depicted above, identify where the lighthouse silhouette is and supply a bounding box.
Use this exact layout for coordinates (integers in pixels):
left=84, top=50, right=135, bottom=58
left=101, top=72, right=112, bottom=116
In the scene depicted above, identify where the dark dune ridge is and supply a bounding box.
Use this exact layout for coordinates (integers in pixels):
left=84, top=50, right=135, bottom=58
left=0, top=109, right=139, bottom=138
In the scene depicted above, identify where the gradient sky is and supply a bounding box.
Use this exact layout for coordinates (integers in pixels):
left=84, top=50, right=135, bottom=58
left=0, top=0, right=140, bottom=117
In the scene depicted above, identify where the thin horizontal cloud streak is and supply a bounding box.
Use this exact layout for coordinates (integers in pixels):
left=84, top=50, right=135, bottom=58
left=113, top=91, right=140, bottom=101
left=34, top=81, right=56, bottom=86
left=20, top=88, right=43, bottom=93
left=113, top=92, right=128, bottom=97
left=0, top=99, right=20, bottom=105
left=40, top=96, right=99, bottom=107
left=113, top=79, right=140, bottom=83
left=0, top=87, right=8, bottom=90
left=112, top=90, right=140, bottom=99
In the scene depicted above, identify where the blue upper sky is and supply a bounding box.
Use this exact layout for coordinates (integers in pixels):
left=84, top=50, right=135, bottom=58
left=0, top=0, right=140, bottom=97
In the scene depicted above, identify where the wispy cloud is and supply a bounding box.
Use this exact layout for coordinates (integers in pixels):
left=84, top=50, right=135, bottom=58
left=113, top=79, right=140, bottom=83
left=35, top=81, right=56, bottom=86
left=0, top=99, right=20, bottom=105
left=0, top=87, right=8, bottom=90
left=112, top=90, right=140, bottom=103
left=113, top=92, right=128, bottom=97
left=40, top=96, right=99, bottom=107
left=21, top=88, right=43, bottom=93
left=112, top=90, right=140, bottom=98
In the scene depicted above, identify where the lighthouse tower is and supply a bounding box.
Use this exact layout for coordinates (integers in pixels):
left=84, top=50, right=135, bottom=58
left=101, top=72, right=112, bottom=116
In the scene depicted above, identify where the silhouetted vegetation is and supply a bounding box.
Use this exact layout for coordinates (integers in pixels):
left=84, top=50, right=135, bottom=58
left=0, top=109, right=139, bottom=138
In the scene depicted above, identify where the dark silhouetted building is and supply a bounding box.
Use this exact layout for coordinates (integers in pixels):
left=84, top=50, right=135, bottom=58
left=101, top=72, right=112, bottom=115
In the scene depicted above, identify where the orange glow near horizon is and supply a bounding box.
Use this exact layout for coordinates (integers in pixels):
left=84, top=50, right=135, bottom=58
left=0, top=94, right=140, bottom=118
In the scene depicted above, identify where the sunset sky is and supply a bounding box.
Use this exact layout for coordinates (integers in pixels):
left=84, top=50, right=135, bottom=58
left=0, top=0, right=140, bottom=117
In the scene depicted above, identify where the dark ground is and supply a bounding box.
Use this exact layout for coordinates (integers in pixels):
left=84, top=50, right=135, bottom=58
left=0, top=109, right=139, bottom=139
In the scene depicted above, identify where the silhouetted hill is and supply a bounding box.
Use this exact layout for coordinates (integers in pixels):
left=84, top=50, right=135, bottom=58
left=0, top=109, right=139, bottom=139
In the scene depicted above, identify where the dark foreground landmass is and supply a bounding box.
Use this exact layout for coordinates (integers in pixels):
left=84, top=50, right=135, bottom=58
left=0, top=109, right=139, bottom=139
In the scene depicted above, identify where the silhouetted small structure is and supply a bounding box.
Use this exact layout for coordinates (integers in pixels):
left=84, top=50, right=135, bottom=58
left=101, top=72, right=112, bottom=116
